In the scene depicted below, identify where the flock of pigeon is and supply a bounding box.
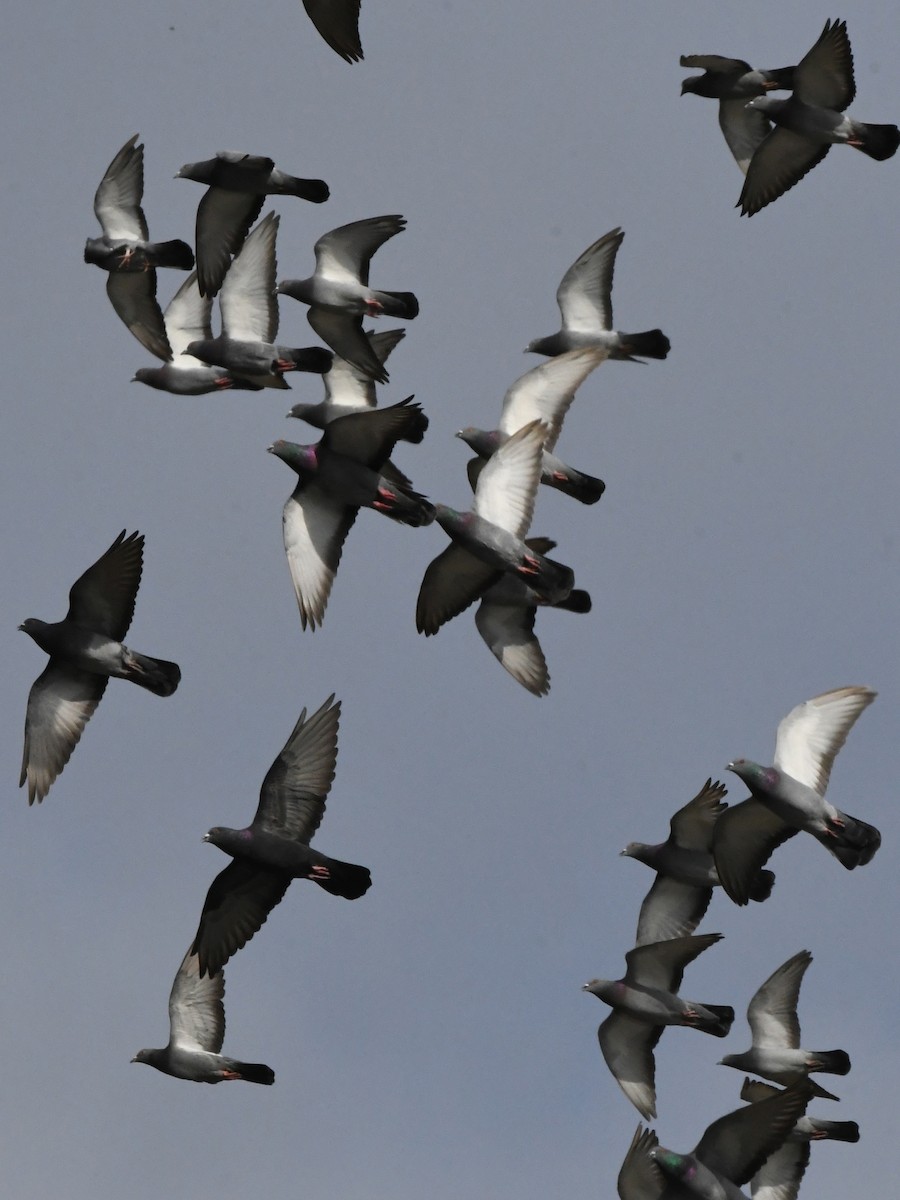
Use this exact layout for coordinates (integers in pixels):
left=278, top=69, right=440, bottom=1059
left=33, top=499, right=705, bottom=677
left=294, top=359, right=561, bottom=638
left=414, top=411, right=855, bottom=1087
left=13, top=8, right=893, bottom=1199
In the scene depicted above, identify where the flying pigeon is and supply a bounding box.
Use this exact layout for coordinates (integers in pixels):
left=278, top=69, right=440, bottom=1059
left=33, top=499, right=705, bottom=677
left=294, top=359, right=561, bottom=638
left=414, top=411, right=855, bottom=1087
left=458, top=346, right=608, bottom=505
left=525, top=228, right=670, bottom=362
left=183, top=212, right=332, bottom=388
left=474, top=537, right=591, bottom=696
left=713, top=686, right=880, bottom=904
left=302, top=0, right=363, bottom=63
left=131, top=270, right=263, bottom=394
left=583, top=932, right=734, bottom=1120
left=719, top=950, right=851, bottom=1100
left=416, top=421, right=576, bottom=637
left=617, top=1079, right=815, bottom=1200
left=739, top=1078, right=859, bottom=1200
left=132, top=948, right=274, bottom=1085
left=739, top=20, right=900, bottom=216
left=287, top=328, right=406, bottom=428
left=277, top=215, right=419, bottom=383
left=621, top=779, right=775, bottom=946
left=176, top=151, right=329, bottom=297
left=191, top=695, right=370, bottom=978
left=19, top=531, right=181, bottom=805
left=269, top=399, right=433, bottom=630
left=679, top=56, right=796, bottom=173
left=84, top=134, right=194, bottom=362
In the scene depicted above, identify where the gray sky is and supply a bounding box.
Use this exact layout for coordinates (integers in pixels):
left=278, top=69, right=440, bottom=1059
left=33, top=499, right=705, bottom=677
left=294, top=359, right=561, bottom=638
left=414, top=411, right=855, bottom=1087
left=1, top=2, right=896, bottom=1196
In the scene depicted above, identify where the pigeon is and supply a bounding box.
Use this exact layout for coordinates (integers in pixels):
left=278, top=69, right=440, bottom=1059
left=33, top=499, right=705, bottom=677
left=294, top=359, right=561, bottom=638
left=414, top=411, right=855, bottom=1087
left=714, top=686, right=880, bottom=905
left=277, top=215, right=419, bottom=383
left=132, top=948, right=274, bottom=1085
left=416, top=421, right=575, bottom=637
left=84, top=134, right=194, bottom=362
left=719, top=950, right=851, bottom=1100
left=269, top=399, right=433, bottom=630
left=458, top=347, right=608, bottom=505
left=131, top=271, right=263, bottom=394
left=19, top=531, right=181, bottom=805
left=622, top=779, right=775, bottom=946
left=183, top=212, right=332, bottom=388
left=176, top=151, right=329, bottom=297
left=583, top=932, right=734, bottom=1120
left=474, top=537, right=591, bottom=696
left=191, top=695, right=370, bottom=978
left=287, top=328, right=406, bottom=428
left=739, top=20, right=900, bottom=216
left=525, top=228, right=670, bottom=362
left=617, top=1079, right=815, bottom=1200
left=739, top=1078, right=859, bottom=1200
left=679, top=56, right=796, bottom=173
left=302, top=0, right=363, bottom=63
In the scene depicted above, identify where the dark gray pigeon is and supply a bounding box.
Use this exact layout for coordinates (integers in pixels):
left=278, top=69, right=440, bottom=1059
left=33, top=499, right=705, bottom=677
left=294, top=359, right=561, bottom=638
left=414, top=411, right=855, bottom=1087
left=19, top=531, right=180, bottom=805
left=739, top=20, right=900, bottom=216
left=525, top=228, right=670, bottom=362
left=183, top=212, right=332, bottom=388
left=132, top=948, right=274, bottom=1085
left=617, top=1079, right=815, bottom=1200
left=719, top=950, right=850, bottom=1100
left=84, top=134, right=194, bottom=362
left=474, top=537, right=591, bottom=697
left=714, top=686, right=880, bottom=905
left=176, top=151, right=329, bottom=297
left=269, top=399, right=433, bottom=630
left=679, top=56, right=796, bottom=173
left=131, top=270, right=263, bottom=394
left=458, top=346, right=608, bottom=505
left=417, top=421, right=575, bottom=637
left=191, top=695, right=370, bottom=978
left=302, top=0, right=363, bottom=63
left=287, top=328, right=406, bottom=428
left=739, top=1078, right=859, bottom=1200
left=622, top=779, right=775, bottom=946
left=583, top=932, right=734, bottom=1120
left=277, top=215, right=419, bottom=383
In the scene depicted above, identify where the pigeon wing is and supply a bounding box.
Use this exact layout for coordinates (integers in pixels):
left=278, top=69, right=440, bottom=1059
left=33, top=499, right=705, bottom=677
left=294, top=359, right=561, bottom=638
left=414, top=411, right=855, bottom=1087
left=747, top=950, right=812, bottom=1049
left=670, top=778, right=728, bottom=850
left=308, top=308, right=388, bottom=384
left=473, top=420, right=544, bottom=535
left=164, top=272, right=214, bottom=359
left=282, top=484, right=357, bottom=630
left=794, top=18, right=855, bottom=110
left=498, top=347, right=606, bottom=450
left=168, top=950, right=225, bottom=1053
left=719, top=97, right=772, bottom=174
left=713, top=798, right=796, bottom=905
left=695, top=1079, right=813, bottom=1185
left=302, top=0, right=363, bottom=63
left=474, top=595, right=548, bottom=696
left=624, top=932, right=723, bottom=993
left=634, top=876, right=712, bottom=946
left=220, top=211, right=279, bottom=343
left=556, top=228, right=623, bottom=334
left=416, top=544, right=501, bottom=634
left=191, top=860, right=291, bottom=979
left=195, top=188, right=264, bottom=298
left=66, top=529, right=143, bottom=638
left=617, top=1125, right=666, bottom=1200
left=598, top=1012, right=661, bottom=1121
left=106, top=270, right=172, bottom=361
left=93, top=134, right=148, bottom=241
left=323, top=398, right=426, bottom=466
left=314, top=215, right=406, bottom=287
left=323, top=328, right=405, bottom=409
left=773, top=686, right=876, bottom=795
left=20, top=664, right=107, bottom=804
left=738, top=127, right=830, bottom=217
left=253, top=694, right=340, bottom=840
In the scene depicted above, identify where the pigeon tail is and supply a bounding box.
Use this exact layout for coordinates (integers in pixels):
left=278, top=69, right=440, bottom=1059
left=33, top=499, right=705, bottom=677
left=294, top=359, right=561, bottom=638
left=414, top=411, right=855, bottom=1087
left=808, top=1079, right=841, bottom=1102
left=546, top=466, right=606, bottom=504
left=851, top=122, right=900, bottom=161
left=279, top=347, right=334, bottom=374
left=821, top=812, right=881, bottom=868
left=377, top=290, right=419, bottom=320
left=808, top=1049, right=851, bottom=1076
left=124, top=651, right=182, bottom=697
left=313, top=858, right=372, bottom=900
left=617, top=329, right=671, bottom=361
left=525, top=555, right=575, bottom=605
left=370, top=483, right=435, bottom=528
left=275, top=174, right=330, bottom=203
left=151, top=239, right=196, bottom=270
left=697, top=1004, right=734, bottom=1037
left=230, top=1060, right=275, bottom=1085
left=748, top=868, right=776, bottom=902
left=556, top=588, right=592, bottom=614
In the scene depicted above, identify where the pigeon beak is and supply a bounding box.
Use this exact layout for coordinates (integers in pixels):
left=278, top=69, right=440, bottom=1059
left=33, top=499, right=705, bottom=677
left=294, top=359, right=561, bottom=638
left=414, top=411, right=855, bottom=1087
left=726, top=761, right=736, bottom=771
left=202, top=833, right=211, bottom=842
left=17, top=623, right=25, bottom=632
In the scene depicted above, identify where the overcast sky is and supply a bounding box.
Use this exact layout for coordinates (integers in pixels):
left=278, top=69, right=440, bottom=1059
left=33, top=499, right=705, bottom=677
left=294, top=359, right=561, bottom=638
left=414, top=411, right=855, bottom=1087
left=1, top=2, right=897, bottom=1197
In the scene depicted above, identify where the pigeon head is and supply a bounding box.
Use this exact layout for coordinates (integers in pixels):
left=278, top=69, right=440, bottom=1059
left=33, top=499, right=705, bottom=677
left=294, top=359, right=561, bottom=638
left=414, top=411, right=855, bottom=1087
left=132, top=1048, right=165, bottom=1069
left=286, top=402, right=328, bottom=429
left=582, top=979, right=616, bottom=1003
left=434, top=504, right=470, bottom=535
left=276, top=278, right=314, bottom=304
left=268, top=439, right=319, bottom=474
left=18, top=618, right=46, bottom=637
left=456, top=427, right=501, bottom=457
left=203, top=825, right=252, bottom=854
left=651, top=1149, right=696, bottom=1183
left=620, top=841, right=659, bottom=866
left=727, top=759, right=779, bottom=791
left=680, top=75, right=712, bottom=98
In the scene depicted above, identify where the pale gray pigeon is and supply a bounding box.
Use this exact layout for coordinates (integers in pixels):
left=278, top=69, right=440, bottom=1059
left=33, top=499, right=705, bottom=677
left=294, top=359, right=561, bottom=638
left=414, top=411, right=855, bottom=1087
left=269, top=399, right=433, bottom=630
left=302, top=0, right=363, bottom=63
left=132, top=948, right=274, bottom=1084
left=131, top=270, right=262, bottom=394
left=84, top=134, right=194, bottom=362
left=719, top=950, right=850, bottom=1100
left=525, top=228, right=670, bottom=361
left=617, top=1080, right=814, bottom=1200
left=19, top=531, right=180, bottom=805
left=416, top=421, right=575, bottom=637
left=287, top=328, right=406, bottom=428
left=679, top=56, right=796, bottom=173
left=713, top=686, right=880, bottom=904
left=191, top=695, right=370, bottom=978
left=277, top=215, right=419, bottom=383
left=183, top=212, right=332, bottom=388
left=739, top=1078, right=859, bottom=1200
left=176, top=151, right=329, bottom=297
left=739, top=20, right=900, bottom=216
left=583, top=932, right=734, bottom=1119
left=622, top=779, right=775, bottom=946
left=458, top=346, right=608, bottom=505
left=474, top=537, right=591, bottom=697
